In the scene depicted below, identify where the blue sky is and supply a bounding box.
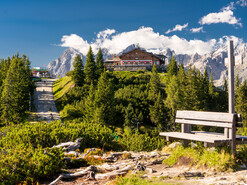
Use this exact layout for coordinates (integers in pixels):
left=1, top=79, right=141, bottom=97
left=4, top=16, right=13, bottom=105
left=0, top=0, right=246, bottom=67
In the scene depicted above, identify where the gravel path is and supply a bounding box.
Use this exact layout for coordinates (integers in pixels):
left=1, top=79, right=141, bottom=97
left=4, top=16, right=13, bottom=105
left=33, top=79, right=61, bottom=122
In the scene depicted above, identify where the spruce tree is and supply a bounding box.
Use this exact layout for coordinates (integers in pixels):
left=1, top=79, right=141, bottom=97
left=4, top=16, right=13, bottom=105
left=148, top=64, right=161, bottom=101
left=72, top=55, right=84, bottom=86
left=94, top=71, right=115, bottom=124
left=83, top=83, right=95, bottom=122
left=167, top=55, right=178, bottom=79
left=84, top=46, right=97, bottom=85
left=235, top=74, right=240, bottom=90
left=202, top=67, right=209, bottom=109
left=183, top=66, right=200, bottom=110
left=1, top=57, right=31, bottom=124
left=165, top=75, right=180, bottom=116
left=150, top=92, right=167, bottom=128
left=124, top=103, right=135, bottom=127
left=177, top=63, right=186, bottom=110
left=96, top=48, right=105, bottom=78
left=208, top=72, right=215, bottom=110
left=218, top=79, right=228, bottom=112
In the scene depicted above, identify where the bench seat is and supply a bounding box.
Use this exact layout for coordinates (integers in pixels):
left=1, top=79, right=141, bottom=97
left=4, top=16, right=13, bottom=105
left=159, top=132, right=231, bottom=144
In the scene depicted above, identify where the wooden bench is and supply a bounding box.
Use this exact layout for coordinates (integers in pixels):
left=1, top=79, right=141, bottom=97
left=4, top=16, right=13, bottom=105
left=159, top=110, right=243, bottom=154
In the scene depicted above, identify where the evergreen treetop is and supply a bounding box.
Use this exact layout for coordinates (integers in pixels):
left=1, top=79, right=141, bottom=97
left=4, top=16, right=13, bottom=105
left=148, top=64, right=161, bottom=101
left=167, top=55, right=178, bottom=78
left=96, top=48, right=105, bottom=77
left=84, top=46, right=97, bottom=85
left=72, top=55, right=84, bottom=86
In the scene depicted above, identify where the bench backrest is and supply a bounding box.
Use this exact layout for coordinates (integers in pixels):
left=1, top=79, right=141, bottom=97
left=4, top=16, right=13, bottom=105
left=175, top=110, right=236, bottom=128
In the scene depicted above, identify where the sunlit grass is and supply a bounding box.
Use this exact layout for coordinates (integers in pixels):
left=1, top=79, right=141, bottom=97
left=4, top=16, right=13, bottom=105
left=53, top=76, right=74, bottom=101
left=162, top=145, right=236, bottom=172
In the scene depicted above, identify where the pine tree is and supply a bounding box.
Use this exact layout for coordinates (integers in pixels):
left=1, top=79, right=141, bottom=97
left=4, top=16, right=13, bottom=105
left=165, top=75, right=180, bottom=116
left=84, top=46, right=97, bottom=85
left=177, top=63, right=186, bottom=110
left=202, top=67, right=209, bottom=110
left=150, top=92, right=167, bottom=128
left=235, top=74, right=240, bottom=90
left=183, top=66, right=200, bottom=110
left=208, top=72, right=215, bottom=110
left=94, top=71, right=115, bottom=124
left=148, top=64, right=161, bottom=101
left=83, top=83, right=95, bottom=122
left=96, top=48, right=105, bottom=78
left=218, top=79, right=228, bottom=112
left=72, top=55, right=84, bottom=86
left=124, top=103, right=135, bottom=127
left=1, top=57, right=31, bottom=124
left=167, top=55, right=178, bottom=79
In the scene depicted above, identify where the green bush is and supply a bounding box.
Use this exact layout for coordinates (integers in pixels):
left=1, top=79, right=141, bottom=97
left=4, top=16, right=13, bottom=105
left=0, top=119, right=116, bottom=184
left=60, top=103, right=84, bottom=120
left=0, top=145, right=64, bottom=184
left=84, top=148, right=103, bottom=156
left=118, top=127, right=165, bottom=152
left=0, top=119, right=114, bottom=150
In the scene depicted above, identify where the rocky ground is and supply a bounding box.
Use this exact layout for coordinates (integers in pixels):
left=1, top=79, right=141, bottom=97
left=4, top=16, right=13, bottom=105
left=41, top=140, right=247, bottom=185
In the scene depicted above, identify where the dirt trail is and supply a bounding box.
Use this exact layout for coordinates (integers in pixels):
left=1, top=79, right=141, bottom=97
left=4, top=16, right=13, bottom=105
left=33, top=79, right=61, bottom=122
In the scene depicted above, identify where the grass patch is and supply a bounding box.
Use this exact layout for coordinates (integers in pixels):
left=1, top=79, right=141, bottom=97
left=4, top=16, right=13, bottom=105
left=112, top=173, right=176, bottom=185
left=53, top=76, right=74, bottom=101
left=53, top=76, right=74, bottom=111
left=162, top=145, right=236, bottom=172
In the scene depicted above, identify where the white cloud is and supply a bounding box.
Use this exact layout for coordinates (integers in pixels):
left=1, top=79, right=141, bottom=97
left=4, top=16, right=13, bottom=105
left=216, top=35, right=243, bottom=48
left=97, top=28, right=116, bottom=39
left=199, top=9, right=242, bottom=27
left=165, top=23, right=189, bottom=34
left=237, top=0, right=247, bottom=7
left=59, top=27, right=242, bottom=56
left=221, top=2, right=235, bottom=11
left=60, top=34, right=90, bottom=55
left=190, top=27, right=205, bottom=33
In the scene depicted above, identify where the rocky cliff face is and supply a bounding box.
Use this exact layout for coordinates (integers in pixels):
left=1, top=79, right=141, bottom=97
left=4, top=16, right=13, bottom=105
left=48, top=44, right=247, bottom=87
left=48, top=48, right=85, bottom=77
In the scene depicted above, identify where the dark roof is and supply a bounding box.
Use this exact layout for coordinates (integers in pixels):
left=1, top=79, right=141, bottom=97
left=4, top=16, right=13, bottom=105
left=119, top=48, right=147, bottom=58
left=119, top=48, right=166, bottom=61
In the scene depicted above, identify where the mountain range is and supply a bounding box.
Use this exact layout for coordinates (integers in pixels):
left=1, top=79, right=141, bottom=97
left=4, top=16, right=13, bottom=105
left=48, top=43, right=247, bottom=87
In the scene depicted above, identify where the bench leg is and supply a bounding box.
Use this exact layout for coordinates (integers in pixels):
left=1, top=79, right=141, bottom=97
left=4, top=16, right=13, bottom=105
left=204, top=142, right=208, bottom=147
left=224, top=128, right=229, bottom=138
left=166, top=136, right=169, bottom=142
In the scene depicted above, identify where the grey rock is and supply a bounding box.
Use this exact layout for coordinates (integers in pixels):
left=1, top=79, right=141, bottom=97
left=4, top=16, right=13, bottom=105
left=168, top=142, right=182, bottom=149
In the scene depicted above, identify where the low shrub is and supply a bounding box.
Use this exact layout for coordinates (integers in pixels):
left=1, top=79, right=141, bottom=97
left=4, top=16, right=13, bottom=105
left=0, top=119, right=114, bottom=150
left=236, top=145, right=247, bottom=166
left=162, top=145, right=236, bottom=171
left=0, top=145, right=64, bottom=184
left=84, top=148, right=103, bottom=156
left=85, top=156, right=106, bottom=165
left=118, top=127, right=165, bottom=152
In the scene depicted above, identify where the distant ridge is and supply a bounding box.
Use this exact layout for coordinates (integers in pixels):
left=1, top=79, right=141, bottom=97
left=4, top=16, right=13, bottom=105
left=48, top=43, right=247, bottom=87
